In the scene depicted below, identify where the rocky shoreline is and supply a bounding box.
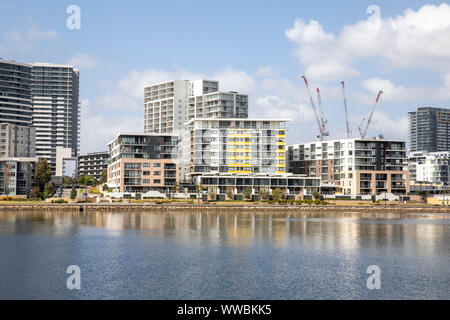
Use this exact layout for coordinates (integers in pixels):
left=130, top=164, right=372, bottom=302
left=0, top=203, right=449, bottom=214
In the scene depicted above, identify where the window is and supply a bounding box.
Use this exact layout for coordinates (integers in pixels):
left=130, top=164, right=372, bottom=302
left=154, top=179, right=161, bottom=184
left=143, top=179, right=150, bottom=184
left=143, top=163, right=150, bottom=167
left=143, top=171, right=150, bottom=175
left=154, top=163, right=161, bottom=168
left=154, top=171, right=161, bottom=176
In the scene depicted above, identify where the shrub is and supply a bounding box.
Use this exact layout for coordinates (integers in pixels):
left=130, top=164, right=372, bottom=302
left=243, top=187, right=252, bottom=200
left=30, top=187, right=41, bottom=199
left=70, top=188, right=77, bottom=200
left=51, top=199, right=68, bottom=204
left=88, top=188, right=101, bottom=194
left=43, top=181, right=55, bottom=199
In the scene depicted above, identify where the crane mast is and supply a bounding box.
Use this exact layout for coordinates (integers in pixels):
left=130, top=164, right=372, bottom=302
left=340, top=81, right=351, bottom=138
left=316, top=88, right=327, bottom=133
left=301, top=75, right=326, bottom=140
left=361, top=90, right=383, bottom=138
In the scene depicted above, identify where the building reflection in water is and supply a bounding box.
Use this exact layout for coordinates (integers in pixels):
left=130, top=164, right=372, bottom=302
left=0, top=211, right=448, bottom=257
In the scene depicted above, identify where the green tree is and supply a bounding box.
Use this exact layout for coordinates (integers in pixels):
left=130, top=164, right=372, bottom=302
left=78, top=175, right=97, bottom=186
left=243, top=187, right=252, bottom=200
left=99, top=170, right=107, bottom=184
left=208, top=190, right=216, bottom=201
left=30, top=187, right=41, bottom=199
left=272, top=188, right=282, bottom=203
left=34, top=159, right=52, bottom=192
left=313, top=191, right=321, bottom=200
left=70, top=188, right=77, bottom=200
left=259, top=188, right=270, bottom=201
left=225, top=187, right=234, bottom=201
left=43, top=181, right=55, bottom=199
left=63, top=176, right=75, bottom=185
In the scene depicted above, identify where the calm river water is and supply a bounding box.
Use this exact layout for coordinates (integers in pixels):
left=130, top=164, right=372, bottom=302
left=0, top=211, right=449, bottom=299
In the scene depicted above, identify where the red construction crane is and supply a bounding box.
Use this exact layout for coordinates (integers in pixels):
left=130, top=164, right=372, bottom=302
left=340, top=81, right=351, bottom=138
left=301, top=75, right=328, bottom=140
left=361, top=90, right=383, bottom=138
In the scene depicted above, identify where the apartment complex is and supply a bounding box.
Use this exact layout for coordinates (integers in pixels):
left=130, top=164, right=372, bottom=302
left=408, top=107, right=450, bottom=152
left=77, top=151, right=109, bottom=181
left=31, top=63, right=80, bottom=174
left=183, top=118, right=287, bottom=179
left=144, top=80, right=248, bottom=134
left=408, top=151, right=450, bottom=185
left=107, top=133, right=179, bottom=193
left=287, top=138, right=409, bottom=195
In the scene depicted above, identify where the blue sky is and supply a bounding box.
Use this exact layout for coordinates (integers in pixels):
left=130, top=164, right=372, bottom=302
left=1, top=0, right=450, bottom=154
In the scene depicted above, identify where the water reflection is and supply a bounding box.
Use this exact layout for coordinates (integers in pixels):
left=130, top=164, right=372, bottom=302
left=1, top=211, right=449, bottom=299
left=1, top=211, right=449, bottom=256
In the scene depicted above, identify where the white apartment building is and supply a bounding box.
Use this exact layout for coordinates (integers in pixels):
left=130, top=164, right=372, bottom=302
left=183, top=118, right=288, bottom=179
left=144, top=80, right=248, bottom=134
left=409, top=151, right=450, bottom=185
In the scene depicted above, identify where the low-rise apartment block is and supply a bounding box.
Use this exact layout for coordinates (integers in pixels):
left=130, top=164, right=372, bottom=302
left=77, top=151, right=109, bottom=181
left=107, top=133, right=179, bottom=193
left=0, top=157, right=38, bottom=196
left=183, top=118, right=288, bottom=179
left=287, top=138, right=409, bottom=195
left=197, top=173, right=320, bottom=200
left=408, top=151, right=450, bottom=185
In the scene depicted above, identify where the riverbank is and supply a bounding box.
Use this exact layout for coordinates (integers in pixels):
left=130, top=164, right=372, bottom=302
left=0, top=202, right=449, bottom=213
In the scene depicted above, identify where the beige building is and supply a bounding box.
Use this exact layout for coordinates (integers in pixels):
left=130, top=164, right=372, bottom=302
left=108, top=158, right=178, bottom=193
left=339, top=170, right=410, bottom=196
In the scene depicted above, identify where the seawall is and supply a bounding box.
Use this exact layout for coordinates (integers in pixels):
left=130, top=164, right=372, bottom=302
left=0, top=203, right=449, bottom=214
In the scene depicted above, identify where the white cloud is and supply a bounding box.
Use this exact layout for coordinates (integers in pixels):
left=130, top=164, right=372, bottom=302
left=366, top=111, right=408, bottom=139
left=211, top=67, right=256, bottom=94
left=361, top=75, right=450, bottom=103
left=254, top=66, right=278, bottom=78
left=285, top=4, right=450, bottom=81
left=68, top=53, right=99, bottom=70
left=1, top=20, right=58, bottom=53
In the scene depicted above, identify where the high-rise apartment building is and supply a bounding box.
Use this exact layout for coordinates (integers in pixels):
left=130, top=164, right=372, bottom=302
left=31, top=63, right=80, bottom=174
left=144, top=80, right=248, bottom=134
left=408, top=107, right=450, bottom=152
left=0, top=59, right=33, bottom=127
left=183, top=118, right=287, bottom=179
left=287, top=138, right=409, bottom=195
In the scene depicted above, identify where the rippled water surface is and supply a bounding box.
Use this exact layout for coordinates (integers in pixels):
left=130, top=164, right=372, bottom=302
left=0, top=211, right=449, bottom=299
